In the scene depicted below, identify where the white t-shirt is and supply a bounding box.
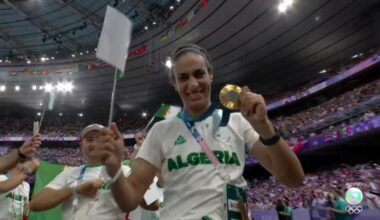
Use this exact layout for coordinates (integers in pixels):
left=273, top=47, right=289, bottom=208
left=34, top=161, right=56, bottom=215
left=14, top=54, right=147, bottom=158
left=46, top=165, right=130, bottom=220
left=137, top=112, right=259, bottom=220
left=0, top=174, right=30, bottom=220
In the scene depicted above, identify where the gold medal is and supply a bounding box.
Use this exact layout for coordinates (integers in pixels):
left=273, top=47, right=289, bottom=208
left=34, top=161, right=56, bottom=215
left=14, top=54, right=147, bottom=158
left=219, top=84, right=241, bottom=110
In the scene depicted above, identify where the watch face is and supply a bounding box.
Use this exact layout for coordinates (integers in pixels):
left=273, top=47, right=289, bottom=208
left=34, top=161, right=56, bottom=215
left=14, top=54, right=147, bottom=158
left=219, top=84, right=242, bottom=110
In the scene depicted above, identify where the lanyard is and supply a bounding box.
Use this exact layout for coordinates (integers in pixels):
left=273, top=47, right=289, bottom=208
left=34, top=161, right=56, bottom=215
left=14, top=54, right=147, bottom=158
left=71, top=166, right=88, bottom=213
left=72, top=164, right=104, bottom=219
left=76, top=164, right=105, bottom=181
left=77, top=165, right=87, bottom=181
left=181, top=103, right=231, bottom=182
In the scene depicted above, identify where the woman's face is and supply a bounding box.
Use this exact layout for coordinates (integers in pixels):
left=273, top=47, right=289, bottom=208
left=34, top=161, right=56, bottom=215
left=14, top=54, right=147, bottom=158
left=172, top=53, right=213, bottom=115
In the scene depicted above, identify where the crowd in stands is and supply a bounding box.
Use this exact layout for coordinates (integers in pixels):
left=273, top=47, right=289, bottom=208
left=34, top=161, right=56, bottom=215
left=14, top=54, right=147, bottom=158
left=0, top=115, right=148, bottom=137
left=273, top=78, right=380, bottom=139
left=286, top=106, right=380, bottom=151
left=265, top=46, right=380, bottom=104
left=247, top=162, right=380, bottom=215
left=36, top=147, right=84, bottom=166
left=33, top=146, right=135, bottom=166
left=0, top=145, right=135, bottom=166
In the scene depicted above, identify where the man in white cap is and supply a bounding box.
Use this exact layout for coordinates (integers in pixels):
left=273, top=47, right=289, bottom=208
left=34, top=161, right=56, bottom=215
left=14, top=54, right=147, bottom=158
left=30, top=124, right=158, bottom=220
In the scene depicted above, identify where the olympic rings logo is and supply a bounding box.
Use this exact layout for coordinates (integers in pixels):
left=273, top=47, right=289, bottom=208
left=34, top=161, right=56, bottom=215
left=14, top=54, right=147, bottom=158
left=345, top=206, right=363, bottom=214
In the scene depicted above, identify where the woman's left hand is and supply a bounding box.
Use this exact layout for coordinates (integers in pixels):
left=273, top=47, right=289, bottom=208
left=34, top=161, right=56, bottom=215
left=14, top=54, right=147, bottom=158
left=239, top=86, right=275, bottom=139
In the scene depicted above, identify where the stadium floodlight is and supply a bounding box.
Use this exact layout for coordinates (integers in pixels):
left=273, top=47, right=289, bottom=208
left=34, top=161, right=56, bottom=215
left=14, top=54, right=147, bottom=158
left=0, top=85, right=6, bottom=92
left=15, top=85, right=20, bottom=91
left=32, top=85, right=37, bottom=91
left=278, top=2, right=287, bottom=13
left=283, top=0, right=294, bottom=6
left=165, top=58, right=172, bottom=69
left=63, top=81, right=74, bottom=92
left=142, top=112, right=147, bottom=117
left=59, top=113, right=63, bottom=116
left=278, top=0, right=294, bottom=13
left=319, top=69, right=327, bottom=74
left=37, top=112, right=41, bottom=116
left=54, top=81, right=74, bottom=93
left=78, top=113, right=83, bottom=117
left=56, top=82, right=65, bottom=92
left=44, top=83, right=54, bottom=92
left=39, top=85, right=44, bottom=90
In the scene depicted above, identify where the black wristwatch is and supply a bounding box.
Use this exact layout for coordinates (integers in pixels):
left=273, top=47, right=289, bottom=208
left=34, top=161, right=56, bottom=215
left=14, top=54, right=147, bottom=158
left=259, top=126, right=281, bottom=146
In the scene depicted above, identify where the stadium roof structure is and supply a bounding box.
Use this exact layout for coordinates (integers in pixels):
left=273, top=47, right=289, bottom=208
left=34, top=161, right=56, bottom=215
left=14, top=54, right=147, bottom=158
left=0, top=0, right=379, bottom=115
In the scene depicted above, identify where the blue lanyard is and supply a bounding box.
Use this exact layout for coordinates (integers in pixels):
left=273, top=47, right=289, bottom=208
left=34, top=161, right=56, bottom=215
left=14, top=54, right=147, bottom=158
left=180, top=103, right=232, bottom=172
left=77, top=165, right=87, bottom=181
left=181, top=102, right=231, bottom=128
left=76, top=164, right=104, bottom=181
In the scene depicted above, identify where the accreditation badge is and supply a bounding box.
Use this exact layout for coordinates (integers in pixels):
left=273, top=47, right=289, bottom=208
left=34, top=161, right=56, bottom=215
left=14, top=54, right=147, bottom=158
left=224, top=183, right=249, bottom=220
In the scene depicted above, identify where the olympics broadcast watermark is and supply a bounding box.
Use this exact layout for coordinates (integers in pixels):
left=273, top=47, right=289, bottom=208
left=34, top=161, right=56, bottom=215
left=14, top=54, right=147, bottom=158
left=345, top=182, right=364, bottom=214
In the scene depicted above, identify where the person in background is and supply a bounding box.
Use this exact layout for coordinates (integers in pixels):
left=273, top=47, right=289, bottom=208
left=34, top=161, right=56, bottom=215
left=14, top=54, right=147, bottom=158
left=275, top=199, right=284, bottom=220
left=129, top=131, right=145, bottom=162
left=0, top=159, right=39, bottom=220
left=282, top=200, right=293, bottom=220
left=329, top=188, right=351, bottom=220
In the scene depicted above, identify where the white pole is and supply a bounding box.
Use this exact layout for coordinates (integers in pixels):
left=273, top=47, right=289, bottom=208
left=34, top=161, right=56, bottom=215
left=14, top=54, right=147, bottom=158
left=108, top=69, right=118, bottom=126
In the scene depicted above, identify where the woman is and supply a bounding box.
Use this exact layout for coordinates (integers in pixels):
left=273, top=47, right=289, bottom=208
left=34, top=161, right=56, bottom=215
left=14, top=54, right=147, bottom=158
left=93, top=44, right=304, bottom=220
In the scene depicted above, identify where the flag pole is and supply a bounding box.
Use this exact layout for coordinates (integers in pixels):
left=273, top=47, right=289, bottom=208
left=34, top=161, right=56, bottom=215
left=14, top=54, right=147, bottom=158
left=38, top=103, right=47, bottom=134
left=108, top=68, right=118, bottom=126
left=38, top=92, right=52, bottom=133
left=143, top=116, right=155, bottom=133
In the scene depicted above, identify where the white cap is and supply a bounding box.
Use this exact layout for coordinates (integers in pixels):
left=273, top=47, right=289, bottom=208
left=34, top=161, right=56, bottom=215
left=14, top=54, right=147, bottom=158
left=81, top=124, right=104, bottom=137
